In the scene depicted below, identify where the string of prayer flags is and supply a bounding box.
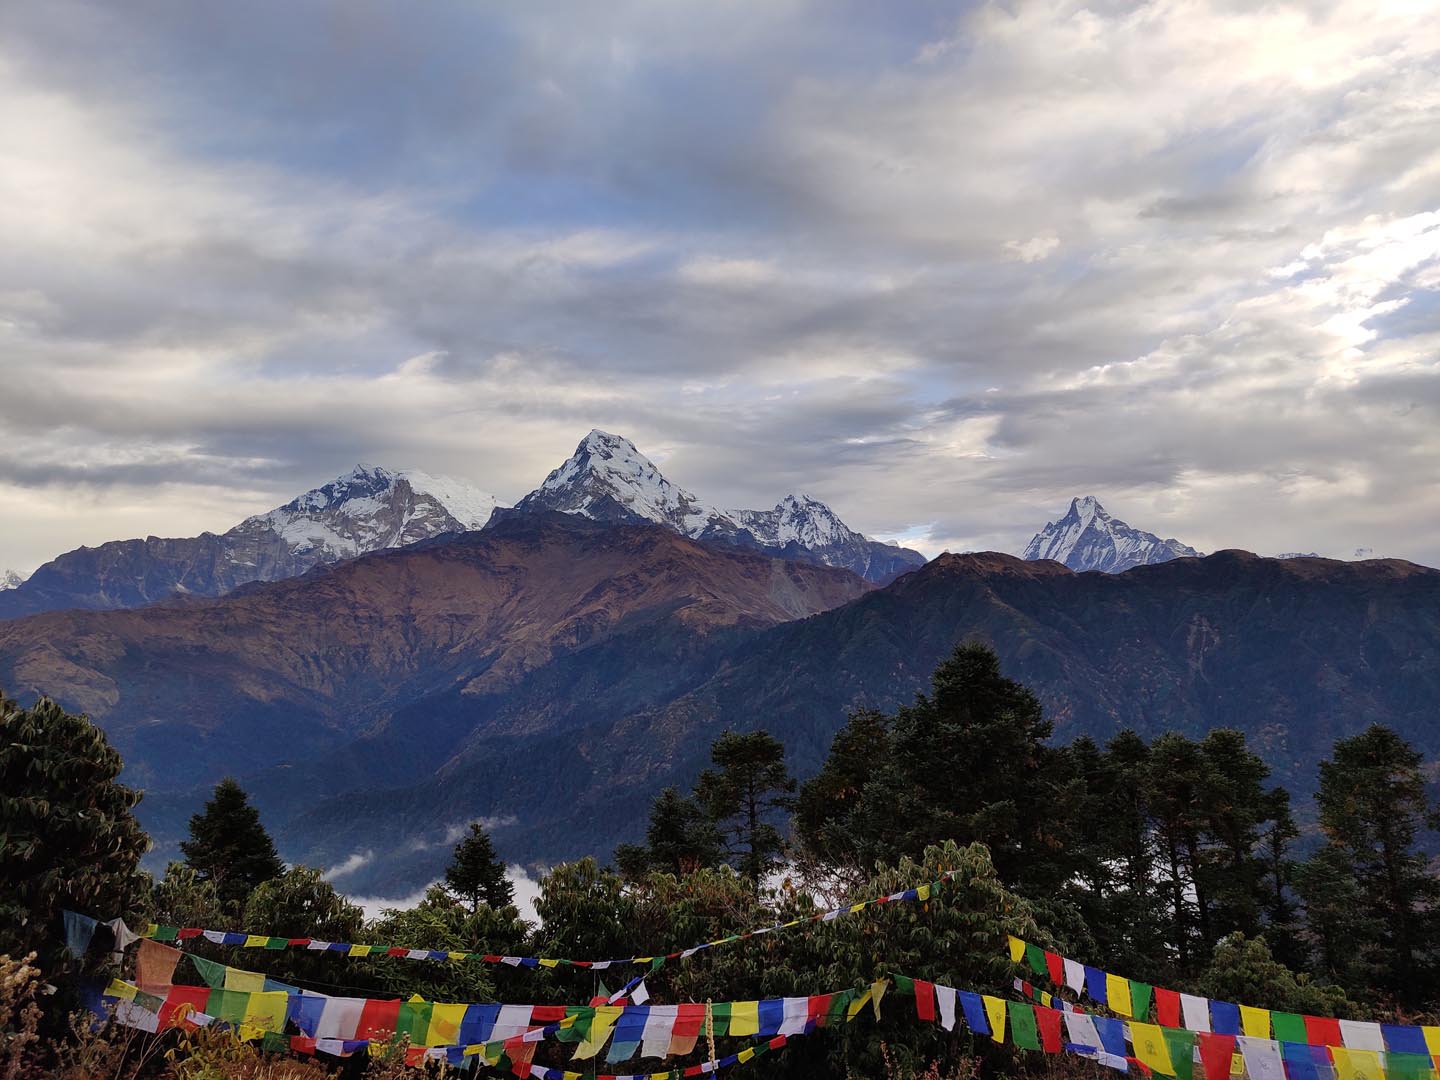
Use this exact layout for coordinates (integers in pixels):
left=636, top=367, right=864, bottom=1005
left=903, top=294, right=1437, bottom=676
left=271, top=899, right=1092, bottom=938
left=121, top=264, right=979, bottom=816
left=120, top=873, right=956, bottom=972
left=1006, top=935, right=1440, bottom=1054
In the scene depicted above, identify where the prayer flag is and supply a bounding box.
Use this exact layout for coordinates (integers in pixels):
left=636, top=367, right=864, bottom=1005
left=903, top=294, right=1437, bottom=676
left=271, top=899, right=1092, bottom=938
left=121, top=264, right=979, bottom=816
left=1025, top=943, right=1048, bottom=977
left=1131, top=1021, right=1175, bottom=1076
left=1239, top=1004, right=1271, bottom=1039
left=1164, top=1026, right=1197, bottom=1080
left=935, top=985, right=957, bottom=1032
left=1064, top=1012, right=1101, bottom=1055
left=1237, top=1036, right=1286, bottom=1080
left=606, top=1007, right=648, bottom=1063
left=1210, top=1000, right=1241, bottom=1036
left=1009, top=936, right=1026, bottom=963
left=1339, top=1021, right=1385, bottom=1051
left=1036, top=1006, right=1063, bottom=1053
left=1280, top=1041, right=1331, bottom=1080
left=669, top=1003, right=705, bottom=1055
left=1181, top=993, right=1212, bottom=1033
left=1086, top=965, right=1109, bottom=1005
left=1106, top=973, right=1132, bottom=1017
left=1092, top=1016, right=1128, bottom=1058
left=914, top=980, right=936, bottom=1023
left=730, top=1001, right=760, bottom=1037
left=357, top=999, right=400, bottom=1041
left=1131, top=981, right=1154, bottom=1022
left=1045, top=950, right=1065, bottom=985
left=189, top=954, right=227, bottom=989
left=1008, top=1001, right=1041, bottom=1050
left=1155, top=987, right=1181, bottom=1029
left=224, top=967, right=266, bottom=993
left=1271, top=1012, right=1306, bottom=1045
left=983, top=995, right=1007, bottom=1044
left=1304, top=1016, right=1343, bottom=1046
left=63, top=911, right=98, bottom=958
left=1197, top=1033, right=1236, bottom=1080
left=573, top=1005, right=621, bottom=1060
left=135, top=939, right=181, bottom=991
left=1331, top=1047, right=1387, bottom=1080
left=959, top=991, right=990, bottom=1036
left=1064, top=958, right=1086, bottom=995
left=1384, top=1025, right=1431, bottom=1055
left=641, top=1005, right=678, bottom=1057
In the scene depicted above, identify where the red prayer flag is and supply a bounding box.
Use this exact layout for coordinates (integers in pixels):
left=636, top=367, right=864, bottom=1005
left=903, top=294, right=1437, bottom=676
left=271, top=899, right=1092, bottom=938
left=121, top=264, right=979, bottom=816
left=914, top=979, right=936, bottom=1022
left=1198, top=1033, right=1237, bottom=1080
left=290, top=1036, right=317, bottom=1055
left=673, top=1003, right=705, bottom=1042
left=1154, top=987, right=1181, bottom=1029
left=177, top=928, right=203, bottom=941
left=159, top=986, right=210, bottom=1029
left=1305, top=1016, right=1344, bottom=1046
left=1036, top=1006, right=1064, bottom=1053
left=386, top=947, right=407, bottom=958
left=357, top=999, right=401, bottom=1041
left=1045, top=950, right=1065, bottom=985
left=808, top=993, right=835, bottom=1026
left=532, top=1005, right=566, bottom=1022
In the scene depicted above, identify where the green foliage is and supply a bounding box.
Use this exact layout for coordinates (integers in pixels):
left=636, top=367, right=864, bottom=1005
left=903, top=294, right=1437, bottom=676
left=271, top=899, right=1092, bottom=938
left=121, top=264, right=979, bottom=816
left=1298, top=725, right=1440, bottom=1005
left=696, top=730, right=797, bottom=890
left=365, top=884, right=527, bottom=1002
left=150, top=862, right=225, bottom=929
left=0, top=693, right=149, bottom=966
left=796, top=643, right=1086, bottom=899
left=1197, top=933, right=1353, bottom=1017
left=616, top=786, right=724, bottom=879
left=443, top=821, right=514, bottom=911
left=179, top=779, right=285, bottom=914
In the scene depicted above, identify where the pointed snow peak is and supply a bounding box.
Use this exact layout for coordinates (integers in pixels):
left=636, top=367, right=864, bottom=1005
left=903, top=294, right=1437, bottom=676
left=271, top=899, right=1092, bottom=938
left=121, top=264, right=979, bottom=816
left=520, top=431, right=719, bottom=535
left=1, top=569, right=27, bottom=591
left=1024, top=496, right=1200, bottom=573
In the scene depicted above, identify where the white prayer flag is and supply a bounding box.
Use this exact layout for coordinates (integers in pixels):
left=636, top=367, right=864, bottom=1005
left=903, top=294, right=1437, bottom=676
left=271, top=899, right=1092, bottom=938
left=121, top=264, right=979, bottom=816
left=1180, top=993, right=1212, bottom=1033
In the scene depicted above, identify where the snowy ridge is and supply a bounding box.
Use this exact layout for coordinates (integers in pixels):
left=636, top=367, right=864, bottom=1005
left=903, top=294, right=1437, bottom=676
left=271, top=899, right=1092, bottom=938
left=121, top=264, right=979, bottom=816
left=1023, top=496, right=1200, bottom=573
left=516, top=430, right=926, bottom=583
left=0, top=569, right=26, bottom=591
left=233, top=464, right=499, bottom=558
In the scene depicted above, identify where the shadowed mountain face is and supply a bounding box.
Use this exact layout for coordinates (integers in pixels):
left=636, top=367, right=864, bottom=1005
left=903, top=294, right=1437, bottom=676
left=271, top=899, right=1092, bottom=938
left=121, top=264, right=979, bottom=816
left=0, top=513, right=872, bottom=793
left=3, top=520, right=1437, bottom=896
left=0, top=465, right=499, bottom=619
left=285, top=549, right=1440, bottom=893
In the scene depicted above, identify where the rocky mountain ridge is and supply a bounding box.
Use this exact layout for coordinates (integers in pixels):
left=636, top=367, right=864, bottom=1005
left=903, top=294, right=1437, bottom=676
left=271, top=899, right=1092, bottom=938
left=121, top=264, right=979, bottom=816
left=1022, top=495, right=1201, bottom=572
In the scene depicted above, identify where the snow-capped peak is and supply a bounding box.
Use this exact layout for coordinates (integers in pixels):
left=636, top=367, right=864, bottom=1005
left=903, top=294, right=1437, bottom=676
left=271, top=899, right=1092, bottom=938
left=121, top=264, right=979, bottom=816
left=1022, top=495, right=1200, bottom=573
left=232, top=464, right=500, bottom=558
left=516, top=431, right=927, bottom=583
left=0, top=569, right=27, bottom=591
left=520, top=430, right=722, bottom=535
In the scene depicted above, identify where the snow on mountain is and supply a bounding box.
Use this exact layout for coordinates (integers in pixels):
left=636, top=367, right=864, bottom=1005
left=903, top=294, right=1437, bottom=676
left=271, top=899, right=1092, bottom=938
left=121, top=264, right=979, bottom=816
left=1022, top=496, right=1200, bottom=573
left=231, top=464, right=500, bottom=558
left=0, top=569, right=27, bottom=591
left=516, top=431, right=926, bottom=583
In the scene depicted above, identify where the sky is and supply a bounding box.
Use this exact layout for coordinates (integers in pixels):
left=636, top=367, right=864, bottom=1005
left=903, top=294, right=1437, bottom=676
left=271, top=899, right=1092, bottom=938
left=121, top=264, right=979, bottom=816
left=2, top=0, right=1438, bottom=572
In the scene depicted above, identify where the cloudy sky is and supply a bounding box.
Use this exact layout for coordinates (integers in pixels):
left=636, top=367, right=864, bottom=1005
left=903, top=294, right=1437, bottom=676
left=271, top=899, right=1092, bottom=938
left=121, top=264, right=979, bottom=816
left=2, top=0, right=1438, bottom=572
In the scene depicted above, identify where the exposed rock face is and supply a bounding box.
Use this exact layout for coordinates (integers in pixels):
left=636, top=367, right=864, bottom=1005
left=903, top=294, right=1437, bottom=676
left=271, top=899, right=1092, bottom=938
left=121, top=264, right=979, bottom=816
left=1023, top=495, right=1200, bottom=572
left=0, top=466, right=499, bottom=618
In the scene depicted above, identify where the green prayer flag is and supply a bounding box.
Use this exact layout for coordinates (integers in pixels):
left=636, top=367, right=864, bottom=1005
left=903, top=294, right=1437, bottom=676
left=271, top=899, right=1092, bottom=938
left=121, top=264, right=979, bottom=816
left=1007, top=1001, right=1041, bottom=1050
left=554, top=1007, right=593, bottom=1044
left=189, top=954, right=227, bottom=989
left=261, top=1031, right=289, bottom=1053
left=710, top=1001, right=732, bottom=1036
left=1387, top=1054, right=1434, bottom=1080
left=153, top=925, right=179, bottom=943
left=1024, top=942, right=1048, bottom=976
left=893, top=975, right=915, bottom=997
left=1163, top=1027, right=1197, bottom=1080
left=1131, top=981, right=1153, bottom=1022
left=210, top=989, right=247, bottom=1024
left=1271, top=1012, right=1307, bottom=1045
left=398, top=1000, right=432, bottom=1044
left=264, top=937, right=287, bottom=951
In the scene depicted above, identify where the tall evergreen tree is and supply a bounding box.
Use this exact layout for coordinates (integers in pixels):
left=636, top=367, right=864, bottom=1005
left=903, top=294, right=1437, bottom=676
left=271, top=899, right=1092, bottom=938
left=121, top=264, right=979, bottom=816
left=696, top=730, right=796, bottom=890
left=615, top=787, right=723, bottom=879
left=179, top=778, right=284, bottom=912
left=0, top=693, right=149, bottom=965
left=1299, top=725, right=1440, bottom=1004
left=444, top=822, right=514, bottom=911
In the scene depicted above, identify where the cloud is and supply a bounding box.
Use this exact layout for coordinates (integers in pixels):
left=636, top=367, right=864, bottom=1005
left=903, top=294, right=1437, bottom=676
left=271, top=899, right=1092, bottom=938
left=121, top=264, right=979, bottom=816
left=323, top=850, right=373, bottom=881
left=349, top=865, right=543, bottom=925
left=0, top=0, right=1436, bottom=571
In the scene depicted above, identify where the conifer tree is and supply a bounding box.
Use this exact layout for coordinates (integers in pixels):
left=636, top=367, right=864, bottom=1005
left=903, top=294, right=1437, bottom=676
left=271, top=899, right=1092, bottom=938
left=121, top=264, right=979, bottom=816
left=615, top=787, right=723, bottom=879
left=696, top=730, right=796, bottom=891
left=179, top=778, right=284, bottom=912
left=1299, top=725, right=1440, bottom=1004
left=444, top=822, right=514, bottom=911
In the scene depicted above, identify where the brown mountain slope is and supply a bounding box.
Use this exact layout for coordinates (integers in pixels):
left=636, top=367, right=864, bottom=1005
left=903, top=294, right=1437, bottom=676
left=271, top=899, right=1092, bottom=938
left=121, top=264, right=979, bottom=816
left=0, top=513, right=871, bottom=788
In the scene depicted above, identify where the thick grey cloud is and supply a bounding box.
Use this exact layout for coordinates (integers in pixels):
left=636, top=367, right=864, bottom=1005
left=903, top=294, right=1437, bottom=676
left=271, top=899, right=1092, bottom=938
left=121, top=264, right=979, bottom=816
left=0, top=0, right=1437, bottom=573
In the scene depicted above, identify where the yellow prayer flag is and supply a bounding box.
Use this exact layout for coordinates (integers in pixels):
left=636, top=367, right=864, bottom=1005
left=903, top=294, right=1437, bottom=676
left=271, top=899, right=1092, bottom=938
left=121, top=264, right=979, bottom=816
left=983, top=995, right=1007, bottom=1044
left=917, top=884, right=931, bottom=901
left=847, top=987, right=872, bottom=1020
left=1240, top=1005, right=1271, bottom=1038
left=243, top=991, right=288, bottom=1032
left=144, top=923, right=159, bottom=937
left=105, top=978, right=138, bottom=1001
left=1332, top=1048, right=1387, bottom=1080
left=237, top=1023, right=264, bottom=1042
left=871, top=979, right=887, bottom=1021
left=1424, top=1027, right=1440, bottom=1056
left=849, top=902, right=866, bottom=913
left=731, top=1001, right=760, bottom=1037
left=573, top=1005, right=622, bottom=1059
left=736, top=1047, right=756, bottom=1063
left=1106, top=974, right=1132, bottom=1017
left=428, top=1003, right=467, bottom=1047
left=223, top=968, right=266, bottom=993
left=1008, top=935, right=1026, bottom=963
left=349, top=944, right=372, bottom=957
left=540, top=959, right=560, bottom=968
left=242, top=935, right=267, bottom=948
left=1130, top=1022, right=1175, bottom=1075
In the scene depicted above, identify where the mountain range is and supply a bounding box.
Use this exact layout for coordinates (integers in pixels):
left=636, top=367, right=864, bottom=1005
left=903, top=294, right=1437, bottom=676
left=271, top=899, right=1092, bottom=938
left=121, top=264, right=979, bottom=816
left=0, top=431, right=925, bottom=620
left=1, top=504, right=1436, bottom=894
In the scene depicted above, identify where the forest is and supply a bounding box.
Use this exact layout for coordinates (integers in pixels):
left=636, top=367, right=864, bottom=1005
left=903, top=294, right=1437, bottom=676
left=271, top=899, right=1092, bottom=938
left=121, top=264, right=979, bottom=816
left=3, top=643, right=1438, bottom=1078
